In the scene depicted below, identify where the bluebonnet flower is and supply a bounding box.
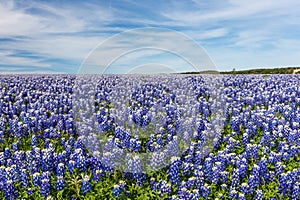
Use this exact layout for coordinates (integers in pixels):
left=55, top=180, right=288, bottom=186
left=68, top=160, right=76, bottom=174
left=220, top=170, right=229, bottom=184
left=212, top=161, right=223, bottom=184
left=261, top=131, right=271, bottom=146
left=20, top=169, right=29, bottom=187
left=201, top=183, right=210, bottom=199
left=31, top=134, right=38, bottom=146
left=229, top=189, right=238, bottom=199
left=190, top=189, right=200, bottom=200
left=92, top=169, right=104, bottom=183
left=279, top=171, right=295, bottom=196
left=221, top=183, right=227, bottom=191
left=89, top=151, right=102, bottom=169
left=127, top=138, right=141, bottom=152
left=40, top=178, right=51, bottom=198
left=255, top=189, right=264, bottom=200
left=44, top=138, right=51, bottom=148
left=290, top=145, right=298, bottom=158
left=240, top=182, right=250, bottom=194
left=239, top=164, right=248, bottom=179
left=101, top=150, right=113, bottom=171
left=289, top=169, right=298, bottom=184
left=182, top=161, right=194, bottom=177
left=6, top=166, right=18, bottom=183
left=56, top=163, right=65, bottom=176
left=275, top=162, right=285, bottom=176
left=193, top=166, right=204, bottom=189
left=32, top=147, right=41, bottom=162
left=158, top=180, right=171, bottom=196
left=251, top=164, right=260, bottom=184
left=4, top=147, right=12, bottom=160
left=119, top=180, right=126, bottom=190
left=7, top=159, right=13, bottom=167
left=56, top=151, right=66, bottom=164
left=226, top=153, right=236, bottom=165
left=184, top=154, right=193, bottom=163
left=292, top=182, right=300, bottom=200
left=61, top=137, right=66, bottom=148
left=228, top=137, right=237, bottom=148
left=56, top=176, right=65, bottom=191
left=65, top=144, right=72, bottom=157
left=12, top=142, right=19, bottom=151
left=13, top=150, right=25, bottom=169
left=231, top=168, right=240, bottom=189
left=5, top=179, right=18, bottom=200
left=258, top=157, right=268, bottom=182
left=149, top=177, right=156, bottom=189
left=82, top=175, right=92, bottom=194
left=126, top=154, right=143, bottom=182
left=33, top=172, right=40, bottom=187
left=266, top=170, right=276, bottom=182
left=0, top=152, right=5, bottom=166
left=150, top=151, right=165, bottom=170
left=27, top=187, right=34, bottom=196
left=178, top=187, right=191, bottom=200
left=67, top=136, right=75, bottom=146
left=42, top=148, right=54, bottom=172
left=238, top=193, right=246, bottom=200
left=0, top=131, right=4, bottom=144
left=248, top=174, right=259, bottom=194
left=283, top=152, right=291, bottom=161
left=246, top=144, right=259, bottom=159
left=0, top=166, right=5, bottom=190
left=76, top=154, right=87, bottom=172
left=231, top=117, right=241, bottom=132
left=114, top=127, right=124, bottom=140
left=166, top=135, right=180, bottom=156
left=112, top=184, right=122, bottom=197
left=74, top=136, right=85, bottom=149
left=203, top=157, right=213, bottom=180
left=169, top=156, right=181, bottom=185
left=42, top=171, right=51, bottom=180
left=290, top=122, right=298, bottom=130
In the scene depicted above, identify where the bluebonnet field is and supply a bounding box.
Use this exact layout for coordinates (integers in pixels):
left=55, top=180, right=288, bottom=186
left=0, top=74, right=299, bottom=200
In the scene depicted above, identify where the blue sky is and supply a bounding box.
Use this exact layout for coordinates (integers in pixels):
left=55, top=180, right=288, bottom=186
left=0, top=0, right=300, bottom=73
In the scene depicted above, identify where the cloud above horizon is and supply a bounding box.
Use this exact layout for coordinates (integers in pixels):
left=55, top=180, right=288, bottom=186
left=0, top=0, right=300, bottom=73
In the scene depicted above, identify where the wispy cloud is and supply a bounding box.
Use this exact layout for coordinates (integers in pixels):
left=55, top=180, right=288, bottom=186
left=0, top=0, right=300, bottom=73
left=0, top=50, right=49, bottom=67
left=163, top=0, right=300, bottom=25
left=82, top=28, right=216, bottom=74
left=0, top=0, right=114, bottom=72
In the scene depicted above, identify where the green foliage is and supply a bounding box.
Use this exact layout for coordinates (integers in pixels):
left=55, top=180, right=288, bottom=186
left=220, top=67, right=299, bottom=74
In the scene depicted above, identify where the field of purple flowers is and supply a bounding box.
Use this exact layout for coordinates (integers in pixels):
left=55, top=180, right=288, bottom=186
left=0, top=74, right=299, bottom=200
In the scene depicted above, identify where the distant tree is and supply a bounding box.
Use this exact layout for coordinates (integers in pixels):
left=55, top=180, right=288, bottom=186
left=232, top=68, right=236, bottom=75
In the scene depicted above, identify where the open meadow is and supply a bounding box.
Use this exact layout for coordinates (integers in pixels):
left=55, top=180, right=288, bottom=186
left=0, top=74, right=299, bottom=199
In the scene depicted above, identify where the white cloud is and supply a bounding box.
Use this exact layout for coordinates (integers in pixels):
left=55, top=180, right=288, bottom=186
left=0, top=0, right=115, bottom=71
left=163, top=0, right=300, bottom=25
left=0, top=0, right=114, bottom=37
left=183, top=28, right=228, bottom=40
left=0, top=0, right=300, bottom=73
left=232, top=30, right=270, bottom=48
left=0, top=50, right=50, bottom=67
left=0, top=1, right=42, bottom=37
left=82, top=28, right=217, bottom=74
